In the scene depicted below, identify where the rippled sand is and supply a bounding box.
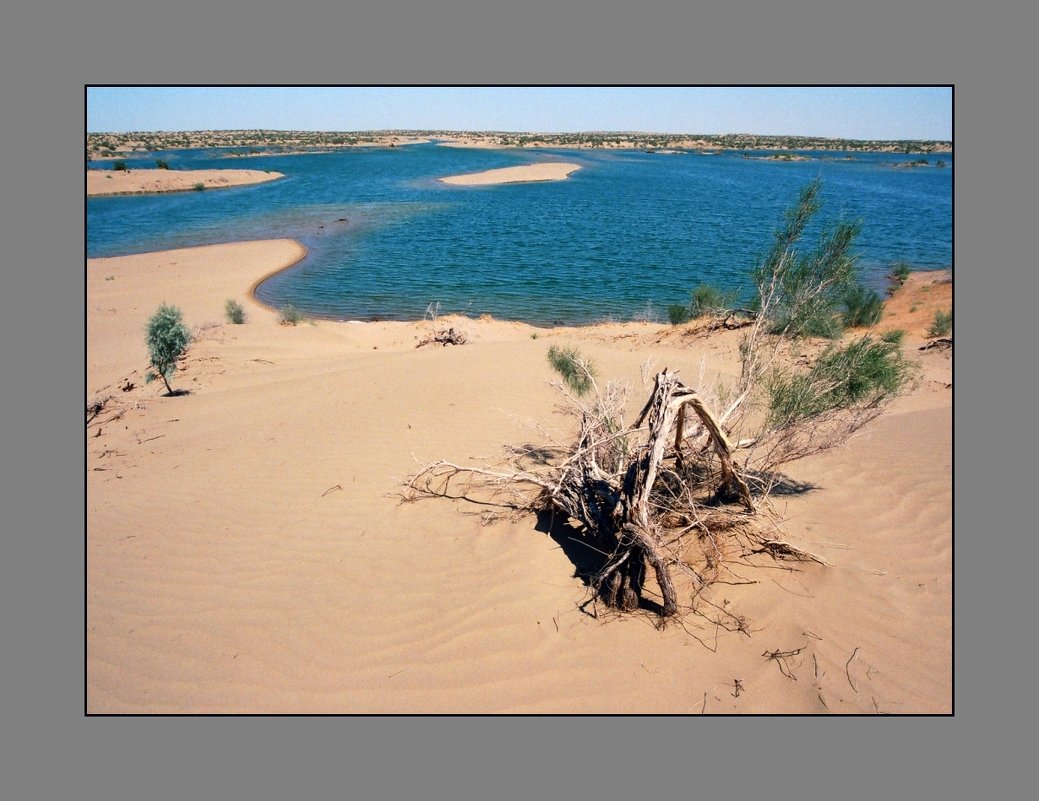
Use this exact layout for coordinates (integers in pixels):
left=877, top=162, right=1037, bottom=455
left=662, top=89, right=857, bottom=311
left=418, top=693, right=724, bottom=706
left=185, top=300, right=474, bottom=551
left=87, top=242, right=951, bottom=713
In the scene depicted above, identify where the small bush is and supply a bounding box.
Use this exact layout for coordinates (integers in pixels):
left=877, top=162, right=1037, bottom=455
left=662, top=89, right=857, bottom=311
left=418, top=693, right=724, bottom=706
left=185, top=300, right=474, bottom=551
left=766, top=335, right=916, bottom=428
left=842, top=283, right=884, bottom=328
left=548, top=345, right=597, bottom=397
left=224, top=299, right=246, bottom=324
left=777, top=309, right=845, bottom=340
left=667, top=304, right=691, bottom=325
left=690, top=284, right=738, bottom=319
left=192, top=182, right=206, bottom=191
left=279, top=304, right=304, bottom=326
left=156, top=159, right=170, bottom=170
left=112, top=161, right=127, bottom=172
left=928, top=309, right=952, bottom=337
left=890, top=262, right=912, bottom=285
left=145, top=303, right=191, bottom=394
left=881, top=328, right=906, bottom=346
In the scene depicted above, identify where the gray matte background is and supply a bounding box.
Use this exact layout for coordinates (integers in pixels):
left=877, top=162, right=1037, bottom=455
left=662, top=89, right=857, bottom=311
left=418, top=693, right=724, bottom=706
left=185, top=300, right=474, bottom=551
left=2, top=0, right=1032, bottom=798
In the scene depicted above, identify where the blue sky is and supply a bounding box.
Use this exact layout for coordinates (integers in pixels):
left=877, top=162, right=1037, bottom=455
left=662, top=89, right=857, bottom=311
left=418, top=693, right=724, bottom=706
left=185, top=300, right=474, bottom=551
left=87, top=86, right=952, bottom=140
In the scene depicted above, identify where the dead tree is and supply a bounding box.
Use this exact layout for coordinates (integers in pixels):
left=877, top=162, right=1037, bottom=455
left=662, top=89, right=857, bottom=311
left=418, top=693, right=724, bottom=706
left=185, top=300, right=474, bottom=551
left=406, top=367, right=792, bottom=619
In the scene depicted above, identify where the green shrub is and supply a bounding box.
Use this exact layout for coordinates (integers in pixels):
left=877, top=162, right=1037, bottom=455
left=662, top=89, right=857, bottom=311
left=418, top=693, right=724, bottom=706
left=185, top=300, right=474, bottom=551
left=279, top=304, right=304, bottom=326
left=928, top=309, right=952, bottom=337
left=881, top=328, right=906, bottom=345
left=842, top=283, right=884, bottom=328
left=690, top=284, right=738, bottom=318
left=667, top=304, right=691, bottom=325
left=766, top=335, right=916, bottom=429
left=752, top=178, right=860, bottom=340
left=224, top=299, right=246, bottom=325
left=788, top=309, right=846, bottom=340
left=192, top=182, right=206, bottom=191
left=144, top=303, right=191, bottom=394
left=156, top=159, right=170, bottom=170
left=890, top=262, right=912, bottom=285
left=547, top=344, right=597, bottom=397
left=112, top=161, right=127, bottom=172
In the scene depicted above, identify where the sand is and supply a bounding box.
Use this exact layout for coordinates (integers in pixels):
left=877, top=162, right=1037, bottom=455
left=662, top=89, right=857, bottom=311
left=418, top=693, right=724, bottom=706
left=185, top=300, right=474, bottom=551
left=87, top=241, right=951, bottom=713
left=87, top=168, right=284, bottom=197
left=439, top=162, right=582, bottom=185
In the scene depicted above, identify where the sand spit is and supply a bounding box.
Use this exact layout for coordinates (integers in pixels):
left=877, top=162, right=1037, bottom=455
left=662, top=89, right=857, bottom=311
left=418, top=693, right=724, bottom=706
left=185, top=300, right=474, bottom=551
left=87, top=168, right=284, bottom=197
left=87, top=243, right=950, bottom=713
left=439, top=162, right=581, bottom=186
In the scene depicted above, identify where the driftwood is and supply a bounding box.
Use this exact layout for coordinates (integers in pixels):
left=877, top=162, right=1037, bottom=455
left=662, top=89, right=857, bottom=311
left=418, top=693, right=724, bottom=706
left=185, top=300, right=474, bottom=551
left=919, top=337, right=952, bottom=351
left=405, top=368, right=816, bottom=619
left=416, top=327, right=468, bottom=348
left=416, top=301, right=469, bottom=348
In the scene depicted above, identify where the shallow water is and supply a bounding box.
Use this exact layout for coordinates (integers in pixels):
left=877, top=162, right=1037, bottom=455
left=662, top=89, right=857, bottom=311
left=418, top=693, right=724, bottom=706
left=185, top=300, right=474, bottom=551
left=87, top=143, right=951, bottom=325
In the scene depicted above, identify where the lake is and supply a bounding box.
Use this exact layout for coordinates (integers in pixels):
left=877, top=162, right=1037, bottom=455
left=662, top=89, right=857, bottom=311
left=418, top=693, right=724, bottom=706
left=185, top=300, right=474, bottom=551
left=87, top=143, right=952, bottom=326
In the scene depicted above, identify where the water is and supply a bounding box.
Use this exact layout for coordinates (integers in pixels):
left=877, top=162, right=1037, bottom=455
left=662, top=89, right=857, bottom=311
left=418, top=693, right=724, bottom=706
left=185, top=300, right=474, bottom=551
left=87, top=143, right=952, bottom=325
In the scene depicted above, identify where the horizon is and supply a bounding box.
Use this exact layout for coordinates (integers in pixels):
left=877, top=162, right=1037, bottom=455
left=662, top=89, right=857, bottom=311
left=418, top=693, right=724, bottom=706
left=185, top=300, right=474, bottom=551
left=87, top=87, right=953, bottom=141
left=86, top=126, right=951, bottom=143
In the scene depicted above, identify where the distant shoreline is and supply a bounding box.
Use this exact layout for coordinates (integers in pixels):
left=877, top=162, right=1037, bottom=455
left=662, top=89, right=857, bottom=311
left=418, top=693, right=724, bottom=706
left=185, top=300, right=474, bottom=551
left=87, top=129, right=953, bottom=160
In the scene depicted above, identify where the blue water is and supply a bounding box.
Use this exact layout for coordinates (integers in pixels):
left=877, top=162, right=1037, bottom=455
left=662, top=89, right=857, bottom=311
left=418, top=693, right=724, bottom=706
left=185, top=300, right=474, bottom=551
left=87, top=144, right=952, bottom=325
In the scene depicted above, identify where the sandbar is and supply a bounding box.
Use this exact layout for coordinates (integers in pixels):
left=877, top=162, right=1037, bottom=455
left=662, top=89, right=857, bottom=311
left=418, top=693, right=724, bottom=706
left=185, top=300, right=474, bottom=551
left=439, top=162, right=581, bottom=186
left=87, top=168, right=284, bottom=197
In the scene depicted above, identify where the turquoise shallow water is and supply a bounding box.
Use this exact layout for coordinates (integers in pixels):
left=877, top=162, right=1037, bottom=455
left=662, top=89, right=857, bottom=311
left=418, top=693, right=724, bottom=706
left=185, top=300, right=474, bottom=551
left=87, top=143, right=951, bottom=325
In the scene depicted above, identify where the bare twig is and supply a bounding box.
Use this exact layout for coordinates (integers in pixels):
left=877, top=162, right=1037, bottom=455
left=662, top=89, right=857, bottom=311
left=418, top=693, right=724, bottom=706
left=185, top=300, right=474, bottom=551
left=763, top=646, right=805, bottom=680
left=845, top=646, right=860, bottom=693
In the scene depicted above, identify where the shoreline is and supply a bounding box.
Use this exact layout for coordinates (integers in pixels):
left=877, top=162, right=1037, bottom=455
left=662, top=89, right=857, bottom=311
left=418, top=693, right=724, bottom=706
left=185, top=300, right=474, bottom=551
left=439, top=162, right=582, bottom=186
left=87, top=168, right=285, bottom=197
left=247, top=241, right=310, bottom=311
left=92, top=236, right=951, bottom=329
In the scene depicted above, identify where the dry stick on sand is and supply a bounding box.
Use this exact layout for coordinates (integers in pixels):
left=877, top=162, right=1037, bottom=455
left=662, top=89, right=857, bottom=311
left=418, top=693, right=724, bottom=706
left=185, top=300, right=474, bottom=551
left=763, top=646, right=806, bottom=680
left=846, top=646, right=861, bottom=692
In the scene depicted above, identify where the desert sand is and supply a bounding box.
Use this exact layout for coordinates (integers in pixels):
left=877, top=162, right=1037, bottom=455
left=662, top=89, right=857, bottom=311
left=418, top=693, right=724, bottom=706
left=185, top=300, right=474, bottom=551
left=87, top=168, right=284, bottom=197
left=439, top=162, right=582, bottom=185
left=87, top=242, right=951, bottom=713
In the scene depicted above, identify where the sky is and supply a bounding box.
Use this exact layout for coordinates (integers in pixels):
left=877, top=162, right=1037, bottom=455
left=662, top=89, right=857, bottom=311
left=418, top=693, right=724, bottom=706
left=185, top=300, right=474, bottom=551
left=87, top=86, right=952, bottom=141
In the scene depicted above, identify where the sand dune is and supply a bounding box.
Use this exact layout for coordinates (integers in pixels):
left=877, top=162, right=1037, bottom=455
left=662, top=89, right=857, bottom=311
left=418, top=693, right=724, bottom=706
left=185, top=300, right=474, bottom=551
left=87, top=168, right=284, bottom=196
left=87, top=241, right=951, bottom=713
left=439, top=162, right=581, bottom=185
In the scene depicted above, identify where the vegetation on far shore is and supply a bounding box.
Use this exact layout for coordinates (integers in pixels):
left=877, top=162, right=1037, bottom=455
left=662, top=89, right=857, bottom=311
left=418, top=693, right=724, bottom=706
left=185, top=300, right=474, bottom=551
left=87, top=129, right=952, bottom=160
